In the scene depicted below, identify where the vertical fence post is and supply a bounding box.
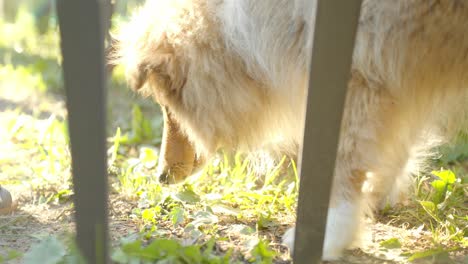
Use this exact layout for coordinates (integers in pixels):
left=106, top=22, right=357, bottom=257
left=293, top=0, right=362, bottom=263
left=57, top=0, right=110, bottom=263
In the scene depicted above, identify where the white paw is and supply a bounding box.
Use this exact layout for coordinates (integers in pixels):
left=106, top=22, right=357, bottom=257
left=282, top=200, right=362, bottom=261
left=282, top=227, right=295, bottom=252
left=323, top=200, right=361, bottom=260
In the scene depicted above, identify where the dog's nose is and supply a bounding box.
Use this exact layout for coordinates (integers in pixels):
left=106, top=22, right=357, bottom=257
left=157, top=171, right=170, bottom=184
left=157, top=169, right=182, bottom=184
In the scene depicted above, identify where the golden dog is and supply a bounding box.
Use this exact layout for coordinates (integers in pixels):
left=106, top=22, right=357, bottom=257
left=115, top=0, right=468, bottom=260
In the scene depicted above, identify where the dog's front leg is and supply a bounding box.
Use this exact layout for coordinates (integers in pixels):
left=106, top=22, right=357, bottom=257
left=282, top=166, right=366, bottom=260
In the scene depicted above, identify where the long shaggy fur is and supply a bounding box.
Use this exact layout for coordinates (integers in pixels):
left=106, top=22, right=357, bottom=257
left=115, top=0, right=468, bottom=259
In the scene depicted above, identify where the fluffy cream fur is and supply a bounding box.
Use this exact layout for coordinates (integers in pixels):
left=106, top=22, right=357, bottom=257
left=115, top=0, right=468, bottom=259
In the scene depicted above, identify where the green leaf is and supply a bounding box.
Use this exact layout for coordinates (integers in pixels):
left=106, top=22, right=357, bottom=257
left=180, top=245, right=202, bottom=263
left=432, top=170, right=456, bottom=184
left=121, top=240, right=143, bottom=256
left=170, top=207, right=185, bottom=226
left=190, top=211, right=218, bottom=228
left=143, top=239, right=180, bottom=260
left=110, top=248, right=130, bottom=264
left=429, top=170, right=457, bottom=204
left=0, top=249, right=21, bottom=263
left=379, top=238, right=402, bottom=249
left=249, top=240, right=276, bottom=263
left=227, top=224, right=255, bottom=235
left=109, top=127, right=121, bottom=165
left=54, top=189, right=73, bottom=203
left=131, top=105, right=143, bottom=141
left=7, top=249, right=22, bottom=260
left=141, top=208, right=157, bottom=223
left=202, top=239, right=216, bottom=256
left=408, top=248, right=450, bottom=262
left=431, top=180, right=448, bottom=204
left=62, top=242, right=86, bottom=264
left=419, top=200, right=441, bottom=222
left=23, top=236, right=66, bottom=264
left=129, top=105, right=155, bottom=143
left=257, top=214, right=278, bottom=230
left=139, top=146, right=158, bottom=168
left=419, top=201, right=436, bottom=212
left=174, top=186, right=200, bottom=204
left=211, top=204, right=240, bottom=216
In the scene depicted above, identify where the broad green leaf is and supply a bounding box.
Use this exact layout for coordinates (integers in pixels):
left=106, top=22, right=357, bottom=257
left=139, top=146, right=158, bottom=168
left=23, top=236, right=66, bottom=264
left=108, top=127, right=121, bottom=165
left=180, top=245, right=203, bottom=263
left=257, top=214, right=278, bottom=230
left=174, top=187, right=200, bottom=204
left=379, top=238, right=402, bottom=249
left=141, top=208, right=157, bottom=223
left=143, top=239, right=180, bottom=259
left=202, top=239, right=216, bottom=256
left=431, top=180, right=447, bottom=204
left=419, top=201, right=436, bottom=212
left=227, top=224, right=255, bottom=235
left=0, top=249, right=21, bottom=263
left=408, top=248, right=450, bottom=262
left=419, top=201, right=441, bottom=222
left=110, top=248, right=130, bottom=263
left=122, top=240, right=143, bottom=256
left=249, top=240, right=276, bottom=263
left=211, top=204, right=241, bottom=216
left=170, top=207, right=185, bottom=226
left=190, top=211, right=218, bottom=228
left=432, top=170, right=456, bottom=184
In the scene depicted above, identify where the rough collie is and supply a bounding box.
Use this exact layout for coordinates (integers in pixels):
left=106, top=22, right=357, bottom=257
left=115, top=0, right=468, bottom=260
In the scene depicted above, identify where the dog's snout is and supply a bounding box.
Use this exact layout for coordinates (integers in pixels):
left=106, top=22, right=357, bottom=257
left=156, top=106, right=197, bottom=184
left=156, top=168, right=187, bottom=184
left=158, top=170, right=169, bottom=184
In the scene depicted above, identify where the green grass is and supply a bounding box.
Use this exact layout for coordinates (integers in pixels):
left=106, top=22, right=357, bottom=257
left=105, top=119, right=298, bottom=262
left=0, top=6, right=467, bottom=264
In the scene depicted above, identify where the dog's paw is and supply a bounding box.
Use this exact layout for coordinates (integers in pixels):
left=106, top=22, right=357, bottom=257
left=322, top=200, right=361, bottom=260
left=281, top=225, right=342, bottom=261
left=282, top=200, right=362, bottom=261
left=282, top=227, right=295, bottom=252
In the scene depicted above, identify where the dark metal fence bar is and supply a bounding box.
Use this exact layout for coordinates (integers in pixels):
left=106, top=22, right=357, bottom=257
left=57, top=0, right=110, bottom=263
left=294, top=0, right=362, bottom=263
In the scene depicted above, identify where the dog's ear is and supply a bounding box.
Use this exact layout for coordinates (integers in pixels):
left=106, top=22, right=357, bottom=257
left=126, top=62, right=150, bottom=91
left=126, top=47, right=187, bottom=99
left=147, top=51, right=187, bottom=94
left=114, top=27, right=187, bottom=94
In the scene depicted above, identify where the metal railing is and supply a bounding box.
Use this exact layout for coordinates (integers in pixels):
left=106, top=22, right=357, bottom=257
left=56, top=0, right=362, bottom=263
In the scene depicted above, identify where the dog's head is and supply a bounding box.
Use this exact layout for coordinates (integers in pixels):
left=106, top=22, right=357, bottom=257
left=112, top=1, right=213, bottom=184
left=114, top=41, right=199, bottom=183
left=114, top=30, right=187, bottom=101
left=113, top=0, right=284, bottom=183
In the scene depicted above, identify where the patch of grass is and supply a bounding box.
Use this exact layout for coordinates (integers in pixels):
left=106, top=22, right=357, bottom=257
left=383, top=166, right=467, bottom=260
left=111, top=236, right=233, bottom=264
left=0, top=112, right=71, bottom=201
left=107, top=122, right=297, bottom=262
